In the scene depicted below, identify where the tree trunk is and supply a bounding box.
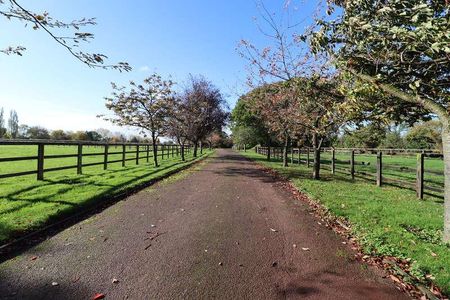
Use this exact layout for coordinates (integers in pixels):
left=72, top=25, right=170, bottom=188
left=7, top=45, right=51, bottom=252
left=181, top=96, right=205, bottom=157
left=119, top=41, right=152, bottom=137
left=442, top=128, right=450, bottom=242
left=200, top=142, right=203, bottom=154
left=193, top=142, right=198, bottom=158
left=152, top=133, right=158, bottom=167
left=180, top=143, right=185, bottom=161
left=312, top=133, right=320, bottom=179
left=283, top=135, right=289, bottom=167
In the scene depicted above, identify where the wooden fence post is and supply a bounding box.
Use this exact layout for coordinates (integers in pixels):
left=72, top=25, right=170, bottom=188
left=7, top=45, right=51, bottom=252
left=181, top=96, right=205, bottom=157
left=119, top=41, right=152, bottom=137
left=377, top=152, right=383, bottom=187
left=298, top=148, right=301, bottom=164
left=172, top=145, right=174, bottom=157
left=122, top=144, right=126, bottom=167
left=136, top=145, right=140, bottom=165
left=350, top=150, right=355, bottom=180
left=416, top=153, right=424, bottom=199
left=291, top=148, right=294, bottom=164
left=331, top=149, right=335, bottom=175
left=77, top=144, right=83, bottom=175
left=161, top=145, right=164, bottom=160
left=37, top=143, right=44, bottom=180
left=307, top=147, right=310, bottom=168
left=146, top=145, right=150, bottom=162
left=267, top=146, right=271, bottom=161
left=103, top=144, right=109, bottom=170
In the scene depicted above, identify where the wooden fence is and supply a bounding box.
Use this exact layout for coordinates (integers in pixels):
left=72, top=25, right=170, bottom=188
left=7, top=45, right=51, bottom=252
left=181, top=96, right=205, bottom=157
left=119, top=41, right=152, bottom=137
left=0, top=140, right=192, bottom=181
left=255, top=146, right=444, bottom=200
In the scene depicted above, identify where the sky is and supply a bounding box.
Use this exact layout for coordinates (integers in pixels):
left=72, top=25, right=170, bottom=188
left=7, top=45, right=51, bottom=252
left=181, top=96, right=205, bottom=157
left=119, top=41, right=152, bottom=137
left=0, top=0, right=320, bottom=135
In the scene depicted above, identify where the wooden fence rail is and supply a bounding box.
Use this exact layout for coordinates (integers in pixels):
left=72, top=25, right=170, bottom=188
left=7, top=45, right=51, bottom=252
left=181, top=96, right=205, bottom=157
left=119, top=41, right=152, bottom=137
left=255, top=146, right=444, bottom=200
left=0, top=140, right=192, bottom=181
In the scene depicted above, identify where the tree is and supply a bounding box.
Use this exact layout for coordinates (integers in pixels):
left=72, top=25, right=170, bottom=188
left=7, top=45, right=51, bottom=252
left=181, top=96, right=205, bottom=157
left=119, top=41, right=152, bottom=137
left=231, top=98, right=271, bottom=147
left=339, top=124, right=387, bottom=148
left=85, top=131, right=103, bottom=141
left=17, top=124, right=29, bottom=139
left=167, top=97, right=189, bottom=161
left=243, top=82, right=302, bottom=167
left=96, top=128, right=113, bottom=142
left=7, top=110, right=18, bottom=138
left=0, top=107, right=5, bottom=138
left=232, top=126, right=260, bottom=151
left=310, top=0, right=450, bottom=241
left=71, top=131, right=89, bottom=141
left=0, top=0, right=130, bottom=71
left=180, top=76, right=228, bottom=157
left=50, top=129, right=69, bottom=140
left=406, top=120, right=442, bottom=150
left=238, top=4, right=349, bottom=175
left=101, top=74, right=175, bottom=167
left=26, top=126, right=50, bottom=139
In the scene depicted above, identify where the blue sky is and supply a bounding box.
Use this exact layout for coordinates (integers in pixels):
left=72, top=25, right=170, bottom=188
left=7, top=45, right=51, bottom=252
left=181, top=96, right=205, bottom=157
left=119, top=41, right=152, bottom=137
left=1, top=0, right=319, bottom=134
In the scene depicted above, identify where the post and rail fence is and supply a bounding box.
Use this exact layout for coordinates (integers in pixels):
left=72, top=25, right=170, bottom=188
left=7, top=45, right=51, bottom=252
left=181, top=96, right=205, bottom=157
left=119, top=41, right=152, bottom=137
left=255, top=146, right=444, bottom=200
left=0, top=139, right=193, bottom=181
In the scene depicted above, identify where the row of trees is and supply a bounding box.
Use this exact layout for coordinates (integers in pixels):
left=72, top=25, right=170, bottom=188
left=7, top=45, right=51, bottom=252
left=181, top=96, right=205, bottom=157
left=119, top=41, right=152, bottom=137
left=233, top=1, right=449, bottom=242
left=101, top=74, right=229, bottom=166
left=0, top=108, right=19, bottom=139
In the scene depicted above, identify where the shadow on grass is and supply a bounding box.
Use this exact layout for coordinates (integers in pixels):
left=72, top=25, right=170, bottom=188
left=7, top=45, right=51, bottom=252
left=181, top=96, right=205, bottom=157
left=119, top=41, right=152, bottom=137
left=0, top=154, right=209, bottom=262
left=243, top=154, right=444, bottom=202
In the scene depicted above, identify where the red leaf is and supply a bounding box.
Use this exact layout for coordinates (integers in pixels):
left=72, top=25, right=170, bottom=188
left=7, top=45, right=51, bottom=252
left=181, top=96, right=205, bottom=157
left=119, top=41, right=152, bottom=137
left=92, top=293, right=105, bottom=300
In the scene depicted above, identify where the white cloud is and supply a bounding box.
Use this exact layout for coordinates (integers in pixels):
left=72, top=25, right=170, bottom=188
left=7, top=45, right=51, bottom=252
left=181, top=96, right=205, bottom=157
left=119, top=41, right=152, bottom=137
left=139, top=65, right=150, bottom=72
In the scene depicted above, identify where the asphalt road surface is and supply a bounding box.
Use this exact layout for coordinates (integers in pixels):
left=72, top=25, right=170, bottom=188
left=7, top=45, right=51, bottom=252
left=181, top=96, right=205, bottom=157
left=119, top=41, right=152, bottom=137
left=0, top=149, right=408, bottom=299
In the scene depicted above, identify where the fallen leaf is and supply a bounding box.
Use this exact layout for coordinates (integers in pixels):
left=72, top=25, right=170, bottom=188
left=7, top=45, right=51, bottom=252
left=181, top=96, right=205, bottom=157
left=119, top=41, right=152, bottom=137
left=293, top=244, right=297, bottom=248
left=430, top=252, right=437, bottom=257
left=301, top=248, right=310, bottom=251
left=112, top=278, right=119, bottom=284
left=272, top=261, right=278, bottom=267
left=51, top=282, right=59, bottom=286
left=92, top=293, right=105, bottom=300
left=389, top=275, right=401, bottom=284
left=218, top=262, right=223, bottom=266
left=30, top=256, right=38, bottom=261
left=270, top=228, right=278, bottom=232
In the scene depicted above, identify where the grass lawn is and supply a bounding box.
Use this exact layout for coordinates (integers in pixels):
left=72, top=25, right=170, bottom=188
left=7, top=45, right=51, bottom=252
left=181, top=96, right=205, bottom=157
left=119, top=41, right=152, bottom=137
left=240, top=150, right=450, bottom=296
left=0, top=144, right=213, bottom=244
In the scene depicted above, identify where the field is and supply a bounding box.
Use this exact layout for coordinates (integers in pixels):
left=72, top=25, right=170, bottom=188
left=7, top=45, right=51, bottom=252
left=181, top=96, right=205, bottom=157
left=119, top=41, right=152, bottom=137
left=241, top=150, right=450, bottom=295
left=268, top=148, right=445, bottom=198
left=0, top=144, right=212, bottom=244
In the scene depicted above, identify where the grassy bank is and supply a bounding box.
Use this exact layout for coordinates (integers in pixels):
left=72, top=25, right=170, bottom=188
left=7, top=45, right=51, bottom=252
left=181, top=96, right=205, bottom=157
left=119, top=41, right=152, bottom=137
left=240, top=150, right=449, bottom=295
left=0, top=147, right=213, bottom=243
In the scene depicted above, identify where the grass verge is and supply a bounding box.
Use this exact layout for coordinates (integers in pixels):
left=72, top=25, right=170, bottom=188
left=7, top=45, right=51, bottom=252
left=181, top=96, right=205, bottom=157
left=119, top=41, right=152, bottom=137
left=240, top=150, right=449, bottom=296
left=0, top=151, right=213, bottom=244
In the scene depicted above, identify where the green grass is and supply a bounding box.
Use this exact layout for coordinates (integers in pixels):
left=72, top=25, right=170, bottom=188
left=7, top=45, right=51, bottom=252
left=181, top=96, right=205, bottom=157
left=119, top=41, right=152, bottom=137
left=241, top=150, right=450, bottom=295
left=0, top=144, right=213, bottom=243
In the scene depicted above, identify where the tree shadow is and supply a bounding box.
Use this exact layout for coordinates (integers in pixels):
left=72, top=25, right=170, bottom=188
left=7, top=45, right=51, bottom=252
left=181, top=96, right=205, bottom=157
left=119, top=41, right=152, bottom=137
left=0, top=155, right=206, bottom=262
left=242, top=153, right=444, bottom=202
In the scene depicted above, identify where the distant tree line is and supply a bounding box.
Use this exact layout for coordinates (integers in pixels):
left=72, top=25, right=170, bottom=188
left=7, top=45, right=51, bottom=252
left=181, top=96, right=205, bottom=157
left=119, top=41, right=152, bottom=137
left=0, top=108, right=150, bottom=142
left=337, top=121, right=443, bottom=151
